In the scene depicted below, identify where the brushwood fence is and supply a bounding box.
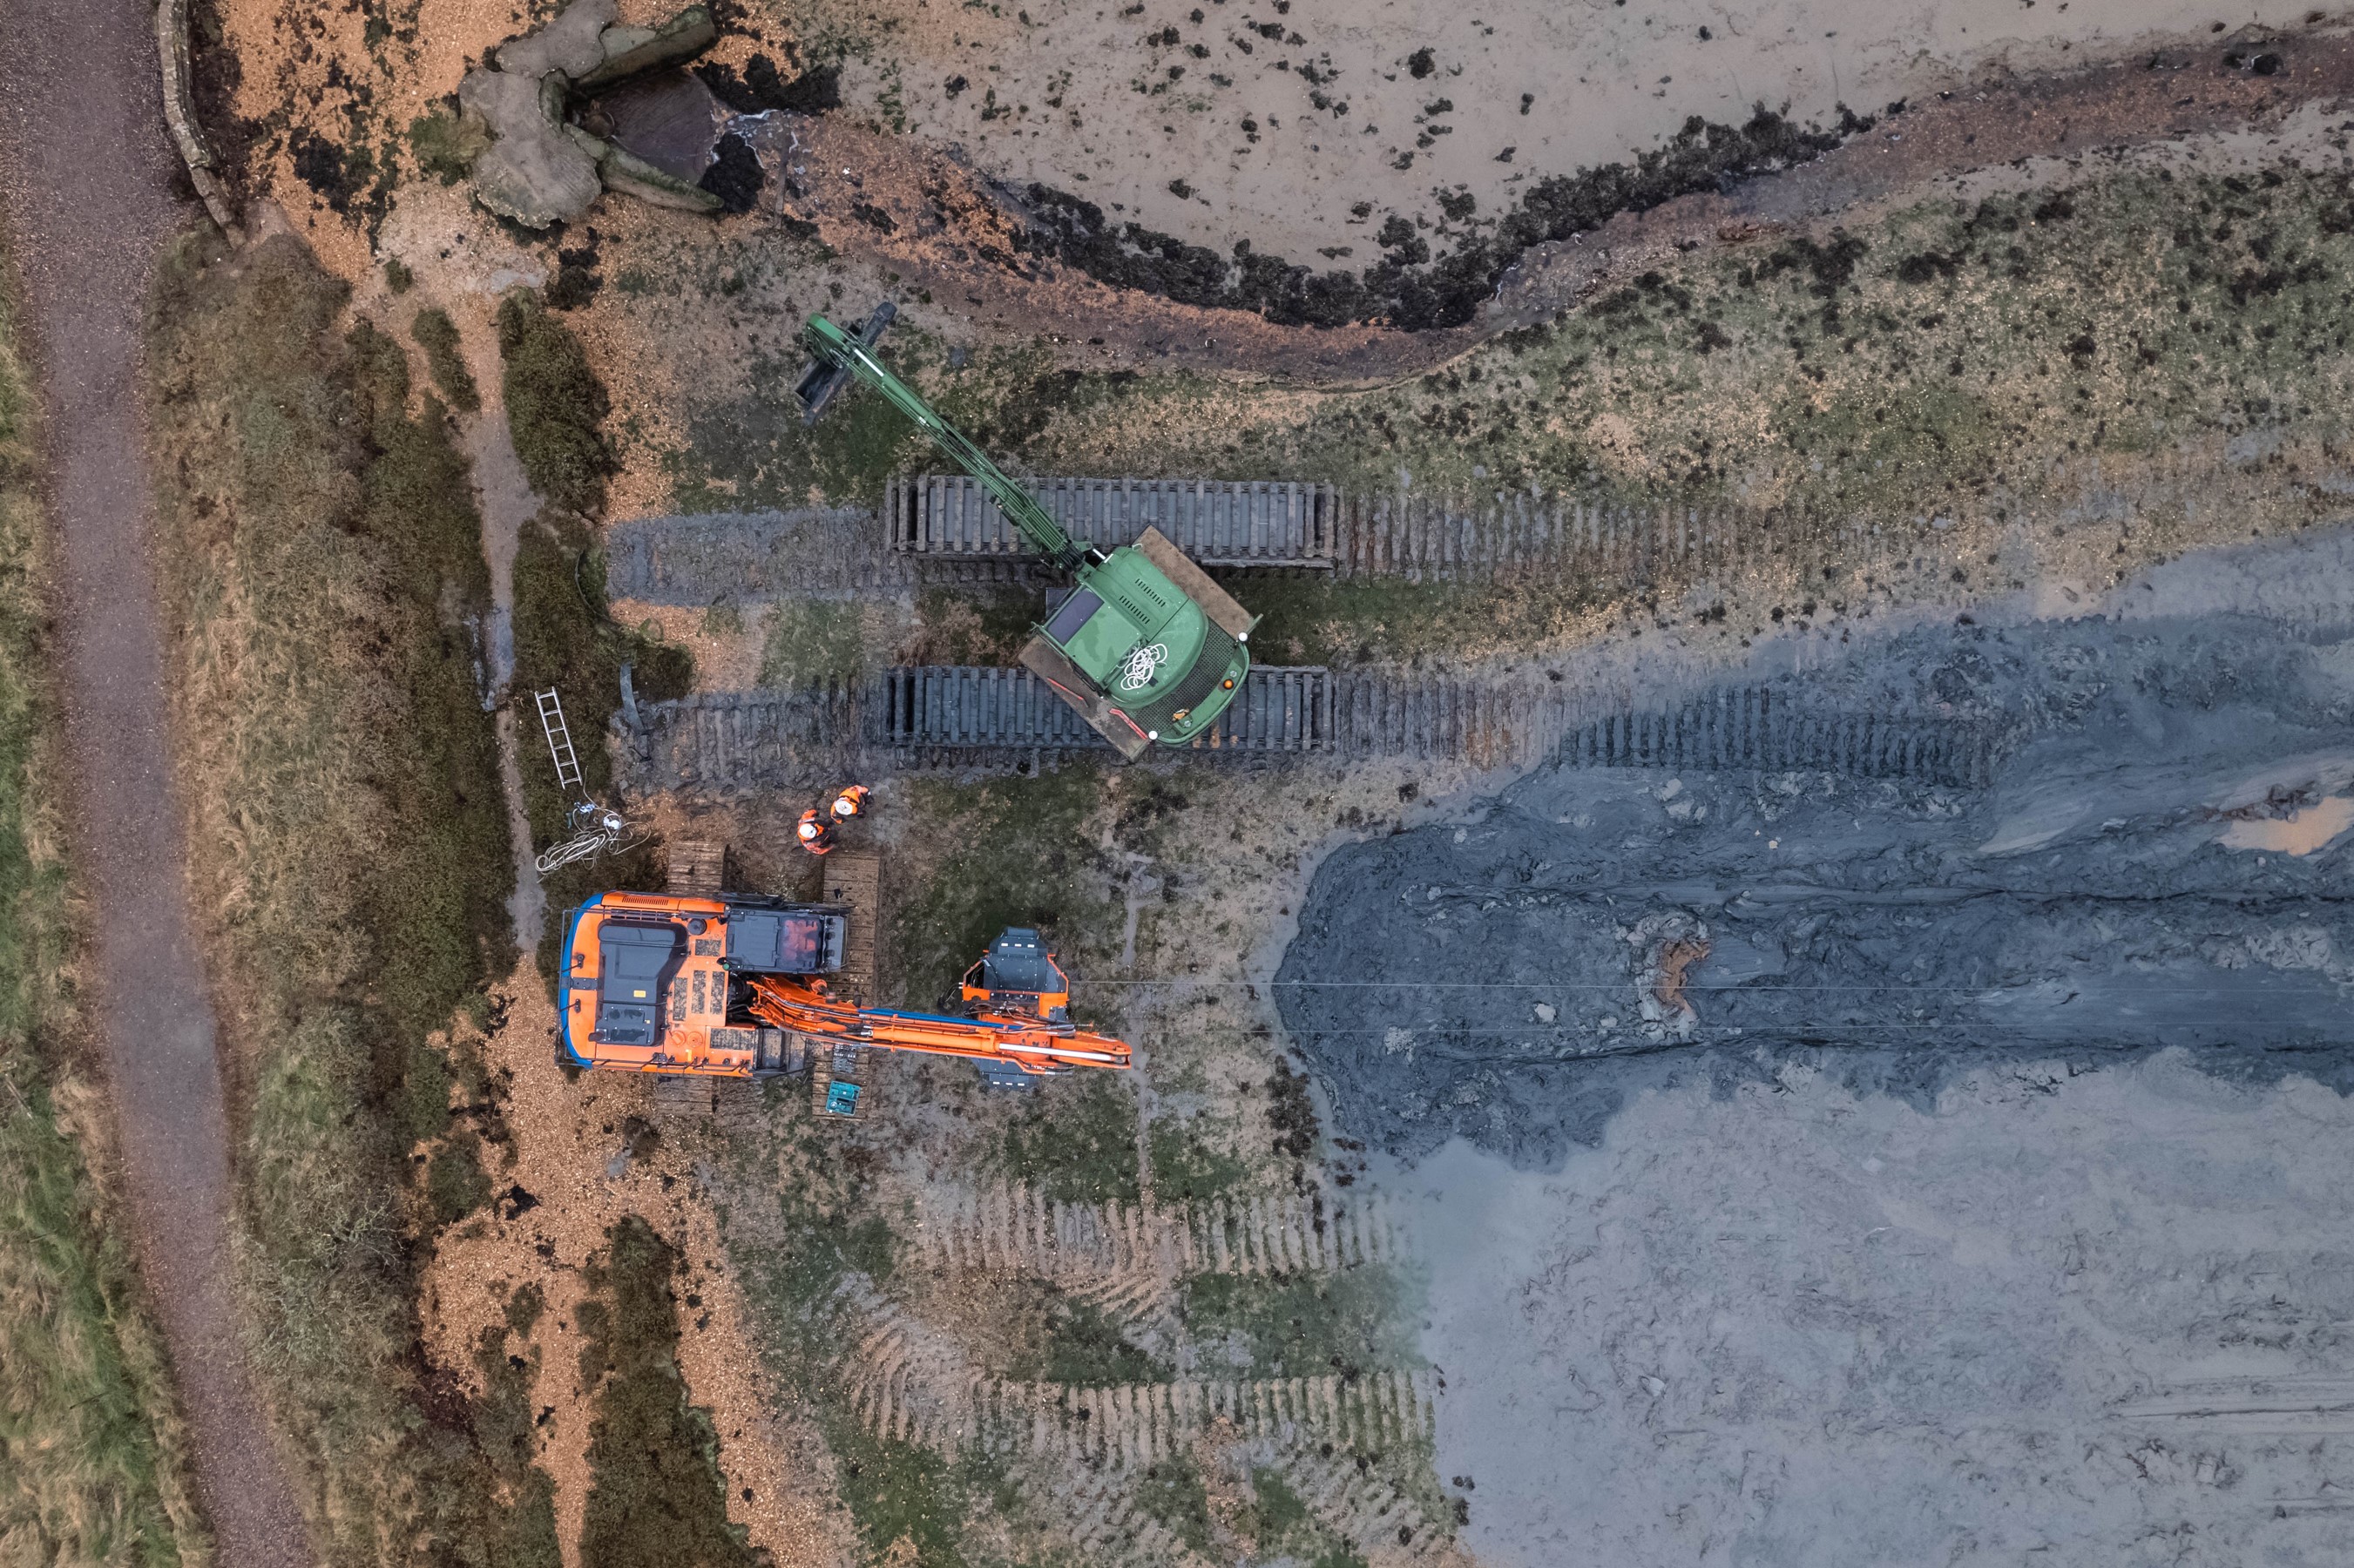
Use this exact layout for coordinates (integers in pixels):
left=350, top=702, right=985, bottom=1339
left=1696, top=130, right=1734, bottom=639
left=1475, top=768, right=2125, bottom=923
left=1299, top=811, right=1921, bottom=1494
left=607, top=486, right=1913, bottom=605
left=620, top=672, right=1999, bottom=794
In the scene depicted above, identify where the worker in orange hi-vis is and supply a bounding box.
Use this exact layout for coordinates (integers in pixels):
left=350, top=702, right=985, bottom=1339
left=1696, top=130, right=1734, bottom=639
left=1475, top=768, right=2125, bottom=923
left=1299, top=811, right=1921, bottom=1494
left=795, top=808, right=836, bottom=855
left=830, top=783, right=873, bottom=822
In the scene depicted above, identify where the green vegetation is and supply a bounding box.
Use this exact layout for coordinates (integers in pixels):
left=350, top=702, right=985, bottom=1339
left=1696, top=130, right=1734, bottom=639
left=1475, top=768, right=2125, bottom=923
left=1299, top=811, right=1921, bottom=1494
left=757, top=598, right=864, bottom=686
left=411, top=306, right=481, bottom=413
left=664, top=319, right=1103, bottom=514
left=576, top=1216, right=759, bottom=1568
left=497, top=292, right=613, bottom=514
left=0, top=235, right=206, bottom=1567
left=813, top=1412, right=1007, bottom=1568
left=468, top=1287, right=561, bottom=1568
left=1005, top=1292, right=1172, bottom=1386
left=905, top=585, right=1038, bottom=666
left=888, top=767, right=1118, bottom=1008
left=509, top=516, right=689, bottom=982
left=1133, top=1456, right=1216, bottom=1556
left=409, top=108, right=490, bottom=185
left=1001, top=168, right=2354, bottom=511
left=1245, top=1468, right=1366, bottom=1568
left=654, top=166, right=2354, bottom=659
left=385, top=257, right=414, bottom=294
left=1147, top=1116, right=1248, bottom=1203
left=1180, top=1267, right=1412, bottom=1378
left=145, top=230, right=545, bottom=1566
left=995, top=1072, right=1141, bottom=1206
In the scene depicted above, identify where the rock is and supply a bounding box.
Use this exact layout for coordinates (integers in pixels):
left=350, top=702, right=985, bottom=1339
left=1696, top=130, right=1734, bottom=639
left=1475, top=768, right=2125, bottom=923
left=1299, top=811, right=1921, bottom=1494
left=460, top=67, right=603, bottom=228
left=599, top=141, right=724, bottom=213
left=576, top=6, right=720, bottom=94
left=494, top=0, right=617, bottom=81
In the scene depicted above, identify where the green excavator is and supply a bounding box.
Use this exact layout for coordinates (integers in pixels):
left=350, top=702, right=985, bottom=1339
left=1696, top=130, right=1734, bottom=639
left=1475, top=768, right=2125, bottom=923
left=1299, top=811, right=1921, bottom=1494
left=795, top=304, right=1255, bottom=758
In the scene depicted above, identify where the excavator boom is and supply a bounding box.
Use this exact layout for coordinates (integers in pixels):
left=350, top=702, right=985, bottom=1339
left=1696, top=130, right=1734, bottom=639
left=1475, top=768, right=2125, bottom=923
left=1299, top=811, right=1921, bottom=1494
left=746, top=974, right=1130, bottom=1071
left=799, top=308, right=1085, bottom=570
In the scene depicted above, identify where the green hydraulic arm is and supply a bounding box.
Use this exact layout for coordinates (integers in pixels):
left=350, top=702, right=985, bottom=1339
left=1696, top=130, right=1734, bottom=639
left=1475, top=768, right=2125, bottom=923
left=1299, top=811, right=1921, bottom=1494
left=795, top=304, right=1256, bottom=758
left=797, top=306, right=1086, bottom=571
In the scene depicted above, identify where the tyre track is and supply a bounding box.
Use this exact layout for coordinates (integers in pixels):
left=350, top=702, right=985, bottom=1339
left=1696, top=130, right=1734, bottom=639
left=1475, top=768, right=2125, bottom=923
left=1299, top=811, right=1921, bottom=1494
left=910, top=1182, right=1406, bottom=1286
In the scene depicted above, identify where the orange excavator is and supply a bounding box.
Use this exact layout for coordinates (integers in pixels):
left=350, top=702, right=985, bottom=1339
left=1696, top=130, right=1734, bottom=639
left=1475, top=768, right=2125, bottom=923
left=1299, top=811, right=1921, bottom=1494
left=556, top=891, right=1131, bottom=1078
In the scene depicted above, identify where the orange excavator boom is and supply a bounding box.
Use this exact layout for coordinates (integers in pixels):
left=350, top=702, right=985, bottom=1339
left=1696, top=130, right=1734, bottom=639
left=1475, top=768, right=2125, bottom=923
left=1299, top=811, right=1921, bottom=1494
left=745, top=975, right=1130, bottom=1071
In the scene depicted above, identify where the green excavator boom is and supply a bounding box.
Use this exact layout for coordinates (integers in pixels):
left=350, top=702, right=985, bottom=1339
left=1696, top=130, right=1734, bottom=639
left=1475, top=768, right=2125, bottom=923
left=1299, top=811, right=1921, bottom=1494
left=796, top=305, right=1255, bottom=756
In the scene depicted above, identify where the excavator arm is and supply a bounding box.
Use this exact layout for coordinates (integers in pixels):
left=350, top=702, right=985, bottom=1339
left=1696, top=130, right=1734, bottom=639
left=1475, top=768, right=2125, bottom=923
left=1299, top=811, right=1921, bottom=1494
left=797, top=306, right=1089, bottom=571
left=745, top=973, right=1131, bottom=1074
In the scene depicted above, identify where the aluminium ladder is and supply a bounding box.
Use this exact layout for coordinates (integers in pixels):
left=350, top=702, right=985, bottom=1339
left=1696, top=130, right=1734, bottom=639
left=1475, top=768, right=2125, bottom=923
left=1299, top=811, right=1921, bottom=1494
left=535, top=688, right=583, bottom=794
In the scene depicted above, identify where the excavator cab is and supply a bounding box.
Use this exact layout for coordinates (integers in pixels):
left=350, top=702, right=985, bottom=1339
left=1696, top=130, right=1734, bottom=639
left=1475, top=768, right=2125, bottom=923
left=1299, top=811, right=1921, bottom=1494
left=558, top=891, right=848, bottom=1074
left=958, top=927, right=1072, bottom=1022
left=592, top=919, right=684, bottom=1046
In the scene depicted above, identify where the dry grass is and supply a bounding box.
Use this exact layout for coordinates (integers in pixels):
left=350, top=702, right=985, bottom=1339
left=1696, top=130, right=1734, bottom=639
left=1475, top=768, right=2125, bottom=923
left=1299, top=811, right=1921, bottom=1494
left=144, top=228, right=545, bottom=1566
left=0, top=238, right=210, bottom=1565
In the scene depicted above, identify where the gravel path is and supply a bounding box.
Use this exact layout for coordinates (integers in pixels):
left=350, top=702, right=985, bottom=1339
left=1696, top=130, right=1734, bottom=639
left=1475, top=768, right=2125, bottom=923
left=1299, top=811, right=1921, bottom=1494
left=0, top=2, right=312, bottom=1562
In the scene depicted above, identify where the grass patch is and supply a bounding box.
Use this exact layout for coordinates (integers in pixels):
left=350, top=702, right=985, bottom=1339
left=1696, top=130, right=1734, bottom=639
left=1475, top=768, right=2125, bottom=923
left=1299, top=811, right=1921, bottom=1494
left=998, top=167, right=2354, bottom=524
left=1147, top=1117, right=1248, bottom=1204
left=1004, top=1291, right=1172, bottom=1386
left=903, top=584, right=1039, bottom=666
left=577, top=1215, right=759, bottom=1568
left=887, top=766, right=1117, bottom=1009
left=1245, top=1468, right=1366, bottom=1568
left=511, top=517, right=691, bottom=982
left=1133, top=1456, right=1216, bottom=1557
left=673, top=342, right=922, bottom=513
left=757, top=598, right=865, bottom=686
left=497, top=292, right=613, bottom=514
left=666, top=328, right=1099, bottom=514
left=1180, top=1267, right=1412, bottom=1379
left=465, top=1287, right=561, bottom=1568
left=410, top=306, right=480, bottom=413
left=996, top=1071, right=1141, bottom=1206
left=0, top=239, right=206, bottom=1565
left=811, top=1409, right=1005, bottom=1568
left=145, top=230, right=545, bottom=1565
left=409, top=108, right=490, bottom=185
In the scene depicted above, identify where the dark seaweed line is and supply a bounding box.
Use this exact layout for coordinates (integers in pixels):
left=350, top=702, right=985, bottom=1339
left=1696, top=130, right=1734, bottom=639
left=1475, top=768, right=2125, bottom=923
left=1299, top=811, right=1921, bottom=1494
left=1010, top=105, right=1869, bottom=331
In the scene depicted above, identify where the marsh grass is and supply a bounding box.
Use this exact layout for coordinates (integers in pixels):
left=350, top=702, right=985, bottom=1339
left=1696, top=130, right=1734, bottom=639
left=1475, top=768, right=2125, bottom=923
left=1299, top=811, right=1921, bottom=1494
left=0, top=235, right=209, bottom=1568
left=509, top=517, right=690, bottom=983
left=410, top=306, right=480, bottom=414
left=145, top=230, right=546, bottom=1565
left=575, top=1216, right=759, bottom=1568
left=498, top=293, right=613, bottom=516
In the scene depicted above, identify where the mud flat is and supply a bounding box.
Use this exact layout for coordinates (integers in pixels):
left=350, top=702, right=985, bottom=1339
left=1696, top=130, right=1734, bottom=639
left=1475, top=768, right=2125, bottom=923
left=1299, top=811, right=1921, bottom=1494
left=1390, top=1061, right=2354, bottom=1566
left=1277, top=525, right=2354, bottom=1563
left=1280, top=531, right=2354, bottom=1164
